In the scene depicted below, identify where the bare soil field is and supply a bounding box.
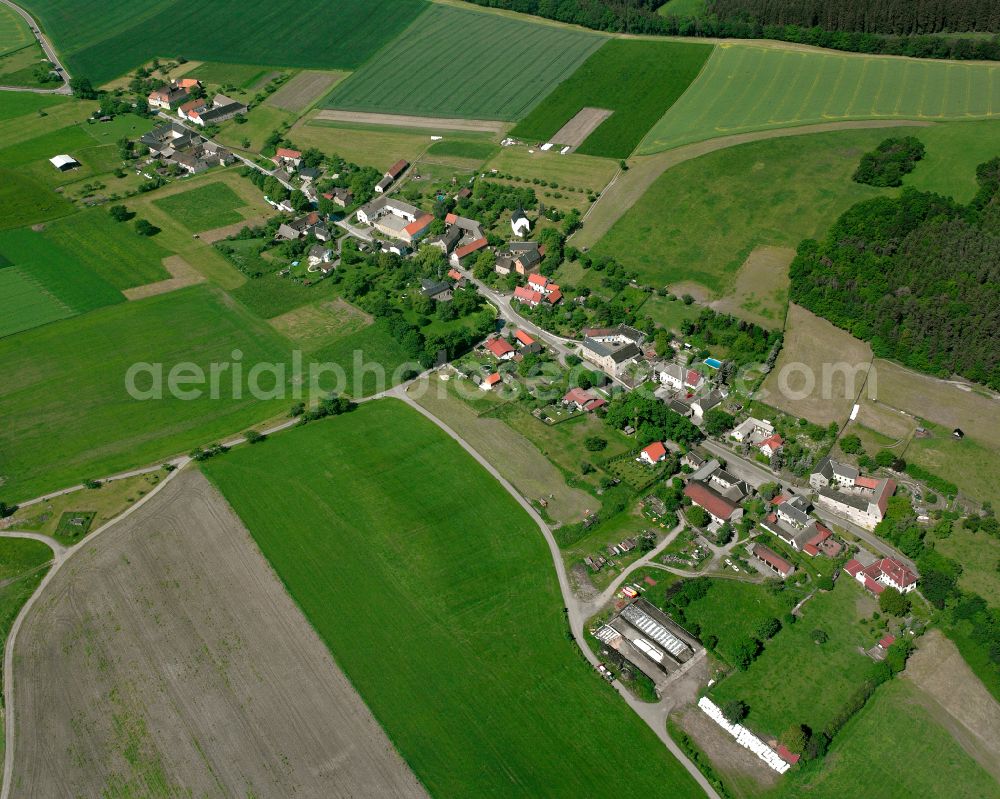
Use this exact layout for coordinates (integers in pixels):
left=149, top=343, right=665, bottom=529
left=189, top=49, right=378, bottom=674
left=266, top=70, right=347, bottom=113
left=8, top=469, right=427, bottom=799
left=122, top=256, right=203, bottom=300
left=550, top=107, right=613, bottom=148
left=408, top=375, right=594, bottom=525
left=269, top=298, right=373, bottom=349
left=760, top=303, right=873, bottom=426
left=904, top=630, right=1000, bottom=783
left=313, top=110, right=507, bottom=134
left=672, top=705, right=779, bottom=797
left=871, top=359, right=1000, bottom=450
left=710, top=245, right=791, bottom=329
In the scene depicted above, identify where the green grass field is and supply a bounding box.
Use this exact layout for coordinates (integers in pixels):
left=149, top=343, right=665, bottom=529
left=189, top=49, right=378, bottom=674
left=201, top=400, right=705, bottom=798
left=710, top=580, right=876, bottom=738
left=323, top=4, right=605, bottom=120
left=511, top=40, right=712, bottom=158
left=683, top=579, right=801, bottom=667
left=640, top=44, right=1000, bottom=153
left=26, top=0, right=428, bottom=84
left=184, top=61, right=269, bottom=88
left=42, top=208, right=170, bottom=289
left=593, top=128, right=891, bottom=293
left=0, top=92, right=69, bottom=121
left=659, top=0, right=705, bottom=16
left=903, top=119, right=1000, bottom=202
left=0, top=123, right=94, bottom=167
left=152, top=181, right=244, bottom=232
left=0, top=285, right=292, bottom=502
left=0, top=168, right=74, bottom=228
left=772, top=679, right=998, bottom=798
left=0, top=4, right=33, bottom=55
left=425, top=138, right=498, bottom=163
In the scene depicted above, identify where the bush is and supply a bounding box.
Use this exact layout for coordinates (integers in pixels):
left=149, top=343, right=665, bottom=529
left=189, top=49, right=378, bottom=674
left=584, top=436, right=607, bottom=452
left=812, top=628, right=829, bottom=644
left=839, top=433, right=863, bottom=454
left=134, top=218, right=159, bottom=236
left=721, top=699, right=749, bottom=723
left=244, top=429, right=266, bottom=444
left=853, top=137, right=926, bottom=187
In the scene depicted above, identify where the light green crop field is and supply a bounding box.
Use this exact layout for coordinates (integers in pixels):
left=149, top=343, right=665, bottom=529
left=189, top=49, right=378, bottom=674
left=0, top=267, right=73, bottom=337
left=0, top=92, right=69, bottom=121
left=593, top=128, right=891, bottom=294
left=640, top=44, right=1000, bottom=153
left=773, top=679, right=998, bottom=798
left=0, top=168, right=74, bottom=229
left=323, top=4, right=605, bottom=121
left=25, top=0, right=428, bottom=84
left=511, top=40, right=712, bottom=158
left=710, top=580, right=876, bottom=738
left=184, top=61, right=269, bottom=89
left=0, top=285, right=291, bottom=502
left=152, top=181, right=245, bottom=232
left=42, top=208, right=170, bottom=289
left=202, top=400, right=705, bottom=799
left=0, top=4, right=33, bottom=55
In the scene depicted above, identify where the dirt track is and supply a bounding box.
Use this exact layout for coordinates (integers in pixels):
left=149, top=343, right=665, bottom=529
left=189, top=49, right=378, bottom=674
left=8, top=468, right=427, bottom=799
left=314, top=109, right=506, bottom=134
left=550, top=107, right=612, bottom=147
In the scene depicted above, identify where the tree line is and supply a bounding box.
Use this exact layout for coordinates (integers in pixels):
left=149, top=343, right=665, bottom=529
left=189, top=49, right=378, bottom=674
left=707, top=0, right=1000, bottom=36
left=458, top=0, right=1000, bottom=60
left=789, top=158, right=1000, bottom=389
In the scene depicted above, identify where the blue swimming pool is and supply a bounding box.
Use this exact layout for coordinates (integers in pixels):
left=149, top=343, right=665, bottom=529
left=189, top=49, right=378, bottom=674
left=705, top=358, right=722, bottom=369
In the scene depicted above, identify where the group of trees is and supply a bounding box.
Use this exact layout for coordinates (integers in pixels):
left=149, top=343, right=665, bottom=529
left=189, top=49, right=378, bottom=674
left=790, top=159, right=1000, bottom=389
left=679, top=308, right=782, bottom=370
left=707, top=0, right=999, bottom=36
left=852, top=137, right=926, bottom=187
left=604, top=391, right=703, bottom=447
left=458, top=0, right=1000, bottom=60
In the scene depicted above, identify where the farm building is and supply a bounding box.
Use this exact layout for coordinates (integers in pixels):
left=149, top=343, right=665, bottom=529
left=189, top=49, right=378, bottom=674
left=751, top=543, right=794, bottom=578
left=480, top=372, right=502, bottom=391
left=730, top=417, right=774, bottom=443
left=579, top=337, right=641, bottom=376
left=450, top=237, right=488, bottom=267
left=49, top=154, right=80, bottom=171
left=494, top=241, right=545, bottom=276
left=562, top=388, right=606, bottom=413
left=178, top=94, right=248, bottom=126
left=485, top=337, right=515, bottom=361
left=147, top=78, right=200, bottom=109
left=844, top=557, right=918, bottom=594
left=811, top=460, right=896, bottom=530
left=684, top=480, right=742, bottom=525
left=273, top=148, right=302, bottom=169
left=376, top=158, right=409, bottom=193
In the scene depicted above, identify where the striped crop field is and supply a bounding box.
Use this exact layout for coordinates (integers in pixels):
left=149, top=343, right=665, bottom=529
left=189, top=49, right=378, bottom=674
left=0, top=3, right=33, bottom=56
left=640, top=43, right=1000, bottom=153
left=22, top=0, right=427, bottom=84
left=323, top=5, right=606, bottom=121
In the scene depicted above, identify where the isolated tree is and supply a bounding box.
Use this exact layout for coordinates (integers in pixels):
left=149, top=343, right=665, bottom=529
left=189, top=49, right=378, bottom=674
left=584, top=436, right=607, bottom=452
left=0, top=501, right=18, bottom=518
left=685, top=505, right=709, bottom=529
left=108, top=204, right=131, bottom=222
left=840, top=433, right=863, bottom=454
left=755, top=617, right=781, bottom=640
left=703, top=408, right=735, bottom=437
left=134, top=218, right=158, bottom=236
left=722, top=700, right=749, bottom=724
left=780, top=725, right=809, bottom=754
left=732, top=637, right=761, bottom=671
left=875, top=449, right=897, bottom=468
left=69, top=76, right=97, bottom=99
left=812, top=628, right=828, bottom=644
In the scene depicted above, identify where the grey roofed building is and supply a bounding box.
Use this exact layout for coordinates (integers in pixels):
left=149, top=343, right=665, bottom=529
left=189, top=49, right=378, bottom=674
left=810, top=457, right=860, bottom=489
left=297, top=165, right=321, bottom=181
left=690, top=458, right=721, bottom=482
left=693, top=389, right=725, bottom=415
left=667, top=398, right=692, bottom=416
left=581, top=338, right=641, bottom=363
left=198, top=99, right=247, bottom=125
left=420, top=278, right=453, bottom=301
left=776, top=495, right=811, bottom=528
left=583, top=323, right=645, bottom=345
left=427, top=226, right=462, bottom=253
left=658, top=361, right=686, bottom=386
left=817, top=485, right=870, bottom=512
left=375, top=174, right=393, bottom=193
left=356, top=194, right=421, bottom=225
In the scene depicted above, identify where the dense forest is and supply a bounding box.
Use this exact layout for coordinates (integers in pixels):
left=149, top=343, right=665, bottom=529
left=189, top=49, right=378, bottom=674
left=707, top=0, right=1000, bottom=35
left=460, top=0, right=1000, bottom=60
left=789, top=159, right=1000, bottom=389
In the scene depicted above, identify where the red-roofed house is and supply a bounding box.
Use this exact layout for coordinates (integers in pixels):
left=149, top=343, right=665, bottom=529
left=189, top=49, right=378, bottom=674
left=485, top=337, right=515, bottom=361
left=386, top=159, right=409, bottom=180
left=684, top=369, right=704, bottom=390
left=273, top=147, right=302, bottom=168
left=847, top=557, right=917, bottom=594
left=526, top=274, right=562, bottom=304
left=177, top=78, right=201, bottom=90
left=147, top=80, right=196, bottom=109
left=855, top=476, right=880, bottom=489
left=878, top=634, right=895, bottom=650
left=752, top=543, right=794, bottom=578
left=759, top=434, right=784, bottom=457
left=514, top=329, right=535, bottom=347
left=562, top=387, right=606, bottom=413
left=449, top=237, right=488, bottom=267
left=447, top=268, right=463, bottom=282
left=513, top=285, right=544, bottom=307
left=639, top=441, right=668, bottom=465
left=481, top=372, right=502, bottom=391
left=401, top=213, right=434, bottom=244
left=546, top=288, right=562, bottom=305
left=684, top=481, right=742, bottom=524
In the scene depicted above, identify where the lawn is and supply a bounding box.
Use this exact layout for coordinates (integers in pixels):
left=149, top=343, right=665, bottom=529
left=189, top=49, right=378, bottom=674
left=229, top=269, right=338, bottom=320
left=0, top=168, right=73, bottom=228
left=0, top=123, right=94, bottom=168
left=710, top=580, right=877, bottom=738
left=201, top=399, right=705, bottom=798
left=0, top=285, right=294, bottom=502
left=771, top=679, right=998, bottom=798
left=25, top=0, right=428, bottom=84
left=425, top=138, right=498, bottom=163
left=323, top=4, right=606, bottom=121
left=681, top=578, right=802, bottom=667
left=640, top=44, right=1000, bottom=153
left=152, top=181, right=245, bottom=232
left=511, top=40, right=712, bottom=158
left=592, top=128, right=891, bottom=293
left=903, top=118, right=1000, bottom=202
left=0, top=92, right=69, bottom=120
left=215, top=104, right=298, bottom=152
left=41, top=208, right=170, bottom=289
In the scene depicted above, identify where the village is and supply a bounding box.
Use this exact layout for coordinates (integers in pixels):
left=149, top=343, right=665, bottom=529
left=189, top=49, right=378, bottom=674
left=26, top=65, right=971, bottom=791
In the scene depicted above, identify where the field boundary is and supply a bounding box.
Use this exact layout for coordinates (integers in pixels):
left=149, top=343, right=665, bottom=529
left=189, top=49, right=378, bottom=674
left=312, top=109, right=507, bottom=134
